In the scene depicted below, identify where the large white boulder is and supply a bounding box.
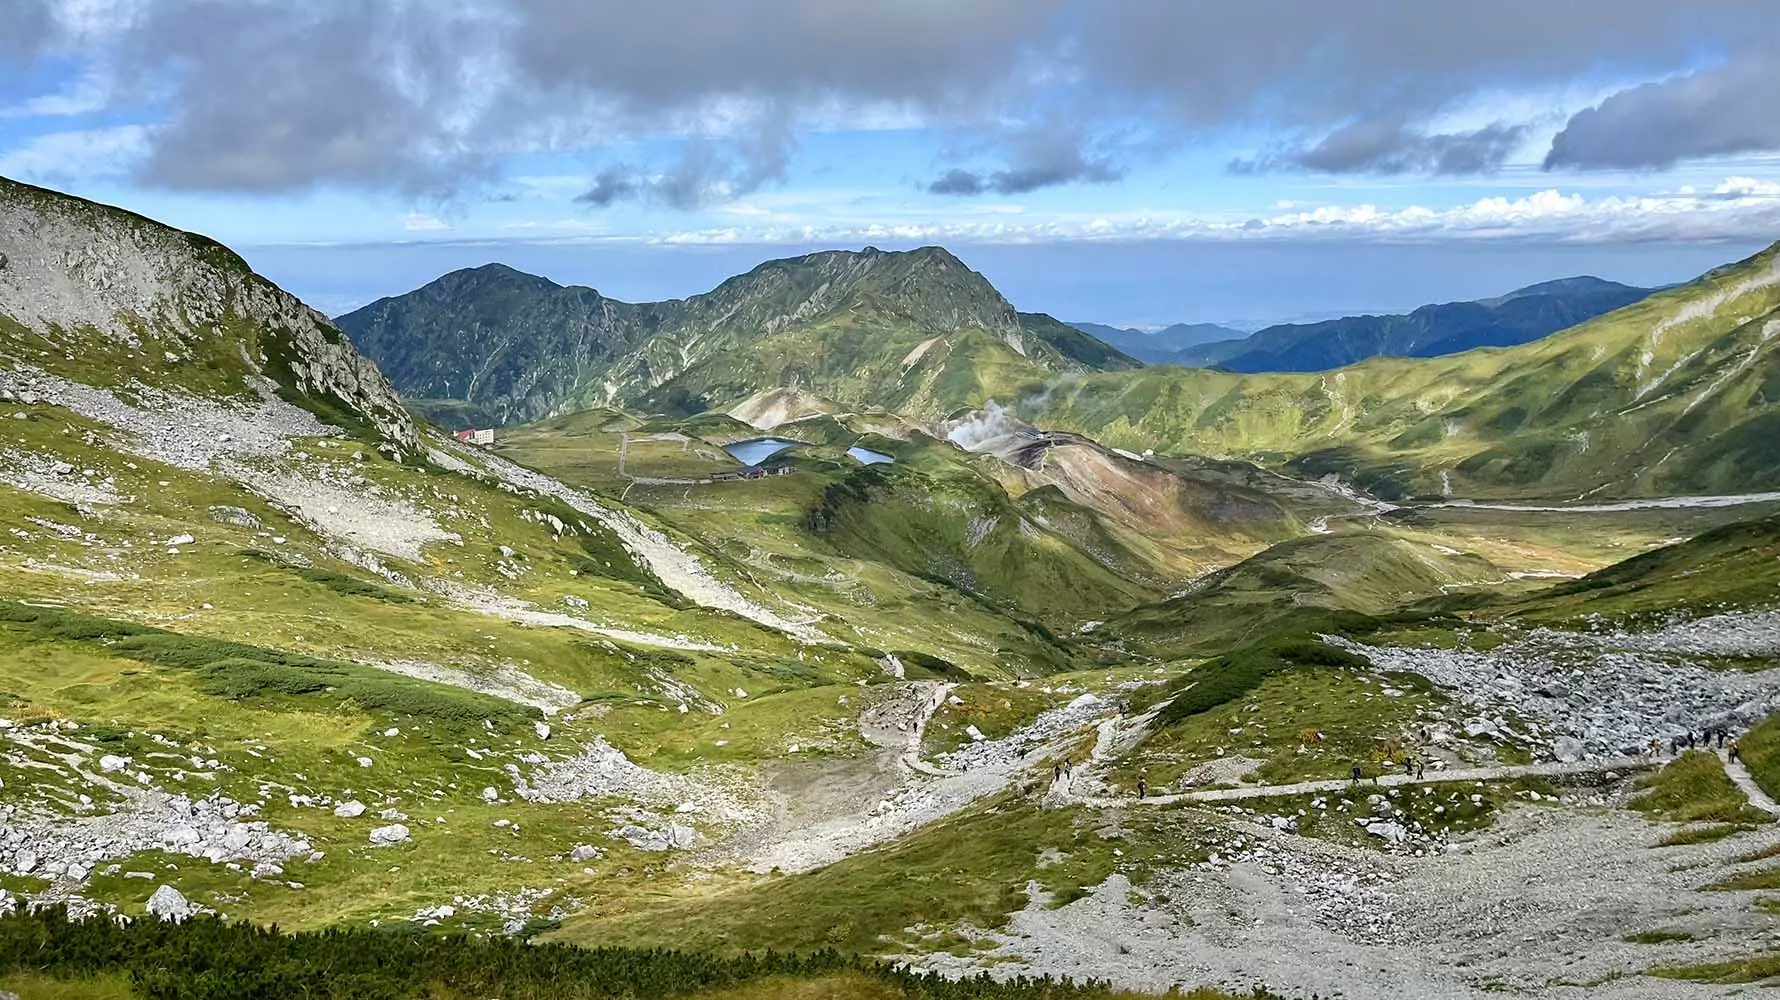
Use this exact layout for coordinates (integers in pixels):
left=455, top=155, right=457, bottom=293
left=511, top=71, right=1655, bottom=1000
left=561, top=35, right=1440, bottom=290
left=369, top=824, right=411, bottom=846
left=146, top=885, right=197, bottom=923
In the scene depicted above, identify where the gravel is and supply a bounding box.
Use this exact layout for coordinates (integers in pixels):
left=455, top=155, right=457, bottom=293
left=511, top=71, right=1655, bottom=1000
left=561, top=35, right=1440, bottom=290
left=905, top=801, right=1774, bottom=999
left=1327, top=610, right=1780, bottom=759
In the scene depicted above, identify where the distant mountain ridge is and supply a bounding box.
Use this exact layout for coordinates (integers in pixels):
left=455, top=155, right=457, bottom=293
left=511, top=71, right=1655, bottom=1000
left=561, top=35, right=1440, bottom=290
left=1164, top=276, right=1653, bottom=372
left=1067, top=321, right=1245, bottom=363
left=1024, top=242, right=1780, bottom=500
left=339, top=247, right=1138, bottom=424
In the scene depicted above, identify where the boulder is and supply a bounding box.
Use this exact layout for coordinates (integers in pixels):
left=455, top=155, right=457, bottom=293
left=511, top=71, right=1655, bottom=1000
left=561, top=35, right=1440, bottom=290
left=98, top=754, right=130, bottom=773
left=570, top=844, right=602, bottom=863
left=1365, top=821, right=1408, bottom=844
left=146, top=885, right=197, bottom=923
left=207, top=505, right=264, bottom=529
left=333, top=800, right=367, bottom=818
left=369, top=824, right=411, bottom=847
left=609, top=825, right=671, bottom=852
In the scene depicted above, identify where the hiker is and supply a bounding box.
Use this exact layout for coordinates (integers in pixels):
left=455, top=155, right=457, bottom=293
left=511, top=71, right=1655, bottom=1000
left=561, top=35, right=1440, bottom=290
left=1137, top=774, right=1147, bottom=800
left=1350, top=765, right=1364, bottom=786
left=1403, top=756, right=1414, bottom=776
left=1053, top=762, right=1062, bottom=784
left=1731, top=743, right=1743, bottom=764
left=1416, top=759, right=1426, bottom=780
left=1719, top=729, right=1729, bottom=749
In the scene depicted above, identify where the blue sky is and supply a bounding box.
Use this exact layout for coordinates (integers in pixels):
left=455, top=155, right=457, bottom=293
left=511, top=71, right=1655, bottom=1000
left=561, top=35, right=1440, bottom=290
left=3, top=1, right=1779, bottom=326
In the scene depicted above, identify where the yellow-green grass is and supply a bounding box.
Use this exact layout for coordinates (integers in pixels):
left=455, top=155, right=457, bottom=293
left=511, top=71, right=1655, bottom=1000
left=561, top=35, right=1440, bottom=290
left=1649, top=952, right=1780, bottom=984
left=0, top=615, right=737, bottom=931
left=1735, top=713, right=1780, bottom=804
left=1630, top=751, right=1774, bottom=828
left=922, top=684, right=1059, bottom=756
left=1112, top=666, right=1452, bottom=791
left=0, top=972, right=134, bottom=999
left=552, top=797, right=1212, bottom=957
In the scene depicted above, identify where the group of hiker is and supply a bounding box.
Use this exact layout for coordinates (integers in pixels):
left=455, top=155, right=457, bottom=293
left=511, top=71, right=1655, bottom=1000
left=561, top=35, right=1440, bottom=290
left=1649, top=726, right=1742, bottom=761
left=1349, top=754, right=1427, bottom=786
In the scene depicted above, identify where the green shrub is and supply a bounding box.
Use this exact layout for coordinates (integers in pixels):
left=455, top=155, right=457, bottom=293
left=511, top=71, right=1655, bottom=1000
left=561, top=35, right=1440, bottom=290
left=0, top=907, right=1250, bottom=1000
left=1154, top=636, right=1371, bottom=728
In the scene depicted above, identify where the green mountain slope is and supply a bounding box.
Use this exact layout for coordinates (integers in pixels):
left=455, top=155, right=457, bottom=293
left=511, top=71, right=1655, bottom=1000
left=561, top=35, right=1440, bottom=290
left=339, top=247, right=1139, bottom=425
left=1170, top=276, right=1652, bottom=372
left=1486, top=512, right=1780, bottom=623
left=1025, top=242, right=1780, bottom=499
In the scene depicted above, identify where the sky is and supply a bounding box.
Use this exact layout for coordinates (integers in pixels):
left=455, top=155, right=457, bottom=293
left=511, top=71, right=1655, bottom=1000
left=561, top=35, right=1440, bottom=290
left=2, top=1, right=1779, bottom=328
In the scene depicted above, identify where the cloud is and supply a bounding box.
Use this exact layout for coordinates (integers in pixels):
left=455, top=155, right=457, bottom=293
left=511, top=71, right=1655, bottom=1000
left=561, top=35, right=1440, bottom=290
left=0, top=0, right=55, bottom=61
left=2, top=0, right=1777, bottom=196
left=577, top=118, right=796, bottom=209
left=1237, top=121, right=1530, bottom=176
left=575, top=166, right=640, bottom=206
left=928, top=169, right=987, bottom=196
left=928, top=158, right=1123, bottom=196
left=401, top=212, right=451, bottom=232
left=644, top=181, right=1780, bottom=248
left=0, top=71, right=112, bottom=118
left=1545, top=61, right=1780, bottom=170
left=928, top=118, right=1127, bottom=196
left=123, top=2, right=499, bottom=194
left=0, top=124, right=150, bottom=179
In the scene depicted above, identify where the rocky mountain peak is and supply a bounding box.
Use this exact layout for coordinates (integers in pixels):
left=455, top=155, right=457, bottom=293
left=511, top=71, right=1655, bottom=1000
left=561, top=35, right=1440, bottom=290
left=0, top=175, right=416, bottom=452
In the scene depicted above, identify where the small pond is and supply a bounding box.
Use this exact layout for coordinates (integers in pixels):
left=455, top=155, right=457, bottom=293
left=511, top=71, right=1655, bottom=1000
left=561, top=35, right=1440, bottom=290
left=846, top=446, right=895, bottom=465
left=723, top=437, right=802, bottom=466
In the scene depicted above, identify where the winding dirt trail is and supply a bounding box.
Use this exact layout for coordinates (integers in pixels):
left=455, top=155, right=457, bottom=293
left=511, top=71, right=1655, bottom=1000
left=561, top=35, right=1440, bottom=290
left=1071, top=756, right=1653, bottom=808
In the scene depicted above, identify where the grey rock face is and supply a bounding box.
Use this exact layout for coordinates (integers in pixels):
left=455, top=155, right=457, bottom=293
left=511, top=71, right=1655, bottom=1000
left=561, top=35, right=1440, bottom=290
left=146, top=884, right=197, bottom=922
left=0, top=177, right=417, bottom=454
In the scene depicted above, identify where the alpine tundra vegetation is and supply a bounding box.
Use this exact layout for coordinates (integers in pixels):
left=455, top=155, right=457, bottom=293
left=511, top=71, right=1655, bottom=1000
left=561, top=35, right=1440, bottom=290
left=3, top=3, right=1780, bottom=997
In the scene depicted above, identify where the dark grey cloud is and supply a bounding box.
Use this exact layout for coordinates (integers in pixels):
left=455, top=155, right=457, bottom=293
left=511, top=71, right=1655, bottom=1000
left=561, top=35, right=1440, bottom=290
left=927, top=157, right=1122, bottom=196
left=927, top=118, right=1127, bottom=196
left=578, top=116, right=796, bottom=209
left=927, top=169, right=987, bottom=196
left=575, top=166, right=639, bottom=207
left=123, top=2, right=498, bottom=193
left=5, top=0, right=1776, bottom=196
left=0, top=0, right=55, bottom=61
left=1236, top=121, right=1529, bottom=176
left=1546, top=61, right=1780, bottom=170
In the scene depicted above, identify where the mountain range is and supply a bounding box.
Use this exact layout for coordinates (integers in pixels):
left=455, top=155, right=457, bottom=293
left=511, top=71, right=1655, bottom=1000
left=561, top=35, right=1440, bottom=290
left=342, top=241, right=1775, bottom=502
left=1064, top=321, right=1246, bottom=362
left=336, top=250, right=1135, bottom=427
left=1123, top=275, right=1653, bottom=372
left=1028, top=243, right=1780, bottom=499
